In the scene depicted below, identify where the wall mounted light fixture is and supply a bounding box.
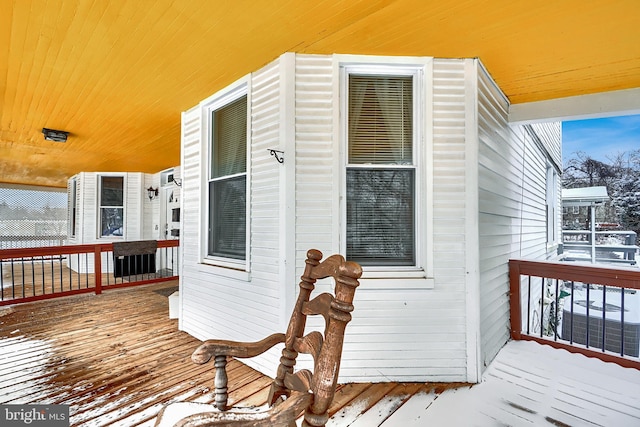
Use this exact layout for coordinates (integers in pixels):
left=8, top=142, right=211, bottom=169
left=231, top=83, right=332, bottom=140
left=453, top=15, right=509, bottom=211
left=42, top=128, right=69, bottom=142
left=147, top=186, right=158, bottom=201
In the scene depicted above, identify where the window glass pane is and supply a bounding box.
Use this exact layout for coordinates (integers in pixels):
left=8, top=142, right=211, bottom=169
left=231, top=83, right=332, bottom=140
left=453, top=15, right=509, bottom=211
left=101, top=207, right=123, bottom=237
left=100, top=176, right=124, bottom=206
left=209, top=176, right=246, bottom=259
left=349, top=75, right=413, bottom=165
left=212, top=96, right=247, bottom=178
left=70, top=179, right=77, bottom=237
left=347, top=169, right=415, bottom=266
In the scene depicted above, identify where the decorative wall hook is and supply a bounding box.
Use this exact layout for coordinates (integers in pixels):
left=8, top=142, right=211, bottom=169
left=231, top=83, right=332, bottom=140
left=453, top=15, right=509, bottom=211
left=267, top=149, right=284, bottom=164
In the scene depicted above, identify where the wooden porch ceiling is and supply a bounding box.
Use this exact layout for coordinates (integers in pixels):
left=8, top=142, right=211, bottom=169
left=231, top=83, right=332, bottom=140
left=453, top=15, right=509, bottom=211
left=1, top=0, right=639, bottom=188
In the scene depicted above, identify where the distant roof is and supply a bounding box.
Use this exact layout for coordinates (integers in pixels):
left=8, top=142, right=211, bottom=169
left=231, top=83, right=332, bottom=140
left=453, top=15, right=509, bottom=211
left=562, top=186, right=609, bottom=206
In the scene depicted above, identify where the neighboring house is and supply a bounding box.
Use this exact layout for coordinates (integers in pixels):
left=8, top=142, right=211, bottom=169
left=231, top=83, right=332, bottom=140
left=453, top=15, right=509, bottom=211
left=66, top=169, right=180, bottom=272
left=176, top=53, right=561, bottom=383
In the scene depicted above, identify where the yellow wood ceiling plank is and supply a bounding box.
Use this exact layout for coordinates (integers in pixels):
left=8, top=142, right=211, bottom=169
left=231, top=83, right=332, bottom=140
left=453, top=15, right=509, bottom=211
left=1, top=0, right=639, bottom=187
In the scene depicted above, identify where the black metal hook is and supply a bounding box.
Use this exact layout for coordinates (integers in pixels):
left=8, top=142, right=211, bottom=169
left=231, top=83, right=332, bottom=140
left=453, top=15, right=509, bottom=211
left=267, top=149, right=284, bottom=164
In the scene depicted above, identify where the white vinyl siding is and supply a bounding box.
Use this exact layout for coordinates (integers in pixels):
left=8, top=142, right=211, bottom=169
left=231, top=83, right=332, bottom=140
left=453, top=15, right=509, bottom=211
left=177, top=53, right=559, bottom=384
left=429, top=58, right=470, bottom=379
left=546, top=163, right=559, bottom=246
left=476, top=62, right=561, bottom=370
left=294, top=54, right=337, bottom=260
left=477, top=62, right=517, bottom=369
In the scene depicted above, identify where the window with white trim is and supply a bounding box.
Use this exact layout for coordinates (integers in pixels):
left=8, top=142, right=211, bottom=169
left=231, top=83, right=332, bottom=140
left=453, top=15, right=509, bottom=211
left=99, top=175, right=124, bottom=238
left=343, top=66, right=423, bottom=269
left=206, top=91, right=248, bottom=263
left=69, top=177, right=78, bottom=237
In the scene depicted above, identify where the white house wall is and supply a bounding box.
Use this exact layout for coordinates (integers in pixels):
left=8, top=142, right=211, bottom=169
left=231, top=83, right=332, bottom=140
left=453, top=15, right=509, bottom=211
left=142, top=173, right=161, bottom=240
left=66, top=171, right=148, bottom=273
left=476, top=64, right=561, bottom=369
left=295, top=56, right=472, bottom=382
left=178, top=53, right=557, bottom=383
left=179, top=58, right=287, bottom=375
left=477, top=63, right=526, bottom=369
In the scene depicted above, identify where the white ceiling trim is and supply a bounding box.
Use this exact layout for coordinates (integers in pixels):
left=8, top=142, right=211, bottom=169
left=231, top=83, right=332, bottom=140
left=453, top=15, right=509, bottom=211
left=508, top=87, right=640, bottom=124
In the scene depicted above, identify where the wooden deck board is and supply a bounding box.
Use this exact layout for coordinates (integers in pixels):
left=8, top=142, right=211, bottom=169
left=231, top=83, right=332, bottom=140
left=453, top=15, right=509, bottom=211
left=11, top=281, right=631, bottom=426
left=0, top=282, right=462, bottom=426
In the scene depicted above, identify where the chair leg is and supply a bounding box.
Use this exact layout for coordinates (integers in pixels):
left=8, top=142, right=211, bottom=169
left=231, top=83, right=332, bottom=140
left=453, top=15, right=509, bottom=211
left=302, top=410, right=329, bottom=427
left=213, top=355, right=228, bottom=410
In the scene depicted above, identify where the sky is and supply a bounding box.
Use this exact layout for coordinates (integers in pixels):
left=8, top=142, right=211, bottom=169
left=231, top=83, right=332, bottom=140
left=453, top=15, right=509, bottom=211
left=562, top=113, right=640, bottom=165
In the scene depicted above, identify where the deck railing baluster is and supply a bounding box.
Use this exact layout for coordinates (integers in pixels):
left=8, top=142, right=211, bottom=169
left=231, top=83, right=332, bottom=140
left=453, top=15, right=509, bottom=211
left=41, top=256, right=45, bottom=295
left=59, top=256, right=63, bottom=292
left=30, top=257, right=35, bottom=296
left=84, top=252, right=88, bottom=289
left=20, top=259, right=25, bottom=298
left=554, top=278, right=559, bottom=341
left=585, top=284, right=590, bottom=348
left=602, top=285, right=607, bottom=352
left=526, top=276, right=531, bottom=335
left=569, top=281, right=575, bottom=344
left=621, top=288, right=625, bottom=356
left=10, top=260, right=15, bottom=298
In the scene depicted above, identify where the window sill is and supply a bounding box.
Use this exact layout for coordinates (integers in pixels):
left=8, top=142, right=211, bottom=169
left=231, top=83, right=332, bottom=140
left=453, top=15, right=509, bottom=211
left=198, top=261, right=250, bottom=281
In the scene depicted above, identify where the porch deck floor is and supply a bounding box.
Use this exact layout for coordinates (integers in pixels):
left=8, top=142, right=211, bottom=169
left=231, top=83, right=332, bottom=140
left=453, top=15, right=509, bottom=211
left=2, top=282, right=639, bottom=426
left=0, top=282, right=462, bottom=426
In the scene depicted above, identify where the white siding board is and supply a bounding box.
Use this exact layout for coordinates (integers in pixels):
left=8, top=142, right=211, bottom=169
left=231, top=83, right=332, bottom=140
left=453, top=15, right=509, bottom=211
left=476, top=62, right=519, bottom=371
left=294, top=54, right=336, bottom=260
left=476, top=58, right=560, bottom=371
left=428, top=58, right=469, bottom=379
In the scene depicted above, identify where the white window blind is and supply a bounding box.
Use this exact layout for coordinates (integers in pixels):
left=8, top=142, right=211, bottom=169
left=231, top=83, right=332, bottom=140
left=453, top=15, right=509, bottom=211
left=349, top=75, right=413, bottom=165
left=347, top=75, right=416, bottom=266
left=208, top=95, right=247, bottom=260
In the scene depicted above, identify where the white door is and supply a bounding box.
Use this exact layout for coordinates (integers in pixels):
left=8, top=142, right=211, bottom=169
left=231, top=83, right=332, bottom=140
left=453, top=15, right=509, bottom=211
left=163, top=186, right=180, bottom=240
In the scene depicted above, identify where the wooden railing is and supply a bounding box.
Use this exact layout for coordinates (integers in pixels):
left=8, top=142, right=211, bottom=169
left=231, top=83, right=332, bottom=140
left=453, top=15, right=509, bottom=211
left=509, top=259, right=640, bottom=370
left=0, top=240, right=179, bottom=306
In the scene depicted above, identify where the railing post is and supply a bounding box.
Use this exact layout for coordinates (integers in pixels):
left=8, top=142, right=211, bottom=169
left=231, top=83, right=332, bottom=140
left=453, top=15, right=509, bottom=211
left=94, top=245, right=102, bottom=295
left=508, top=260, right=522, bottom=340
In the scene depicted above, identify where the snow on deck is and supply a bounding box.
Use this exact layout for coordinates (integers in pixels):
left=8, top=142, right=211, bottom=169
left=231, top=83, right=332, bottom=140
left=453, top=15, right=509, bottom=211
left=377, top=340, right=640, bottom=427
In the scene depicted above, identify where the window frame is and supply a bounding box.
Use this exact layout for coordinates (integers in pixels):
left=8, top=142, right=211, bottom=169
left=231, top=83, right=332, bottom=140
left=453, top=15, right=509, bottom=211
left=339, top=59, right=433, bottom=283
left=546, top=162, right=560, bottom=248
left=200, top=81, right=250, bottom=271
left=97, top=174, right=125, bottom=239
left=69, top=177, right=78, bottom=238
